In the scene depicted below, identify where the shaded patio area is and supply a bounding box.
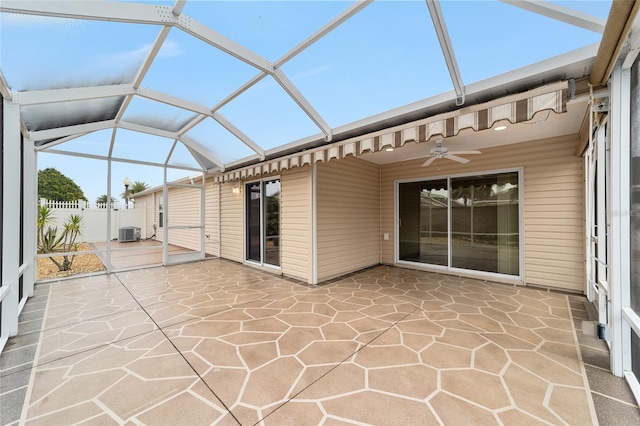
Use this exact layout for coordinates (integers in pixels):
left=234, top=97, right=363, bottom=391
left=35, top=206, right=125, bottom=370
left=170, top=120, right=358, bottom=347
left=4, top=261, right=636, bottom=424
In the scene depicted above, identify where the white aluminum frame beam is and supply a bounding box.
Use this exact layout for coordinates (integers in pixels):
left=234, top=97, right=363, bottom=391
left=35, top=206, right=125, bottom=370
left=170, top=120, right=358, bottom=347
left=29, top=119, right=116, bottom=141
left=500, top=0, right=606, bottom=33
left=426, top=0, right=465, bottom=106
left=42, top=148, right=203, bottom=172
left=14, top=85, right=133, bottom=106
left=0, top=1, right=173, bottom=25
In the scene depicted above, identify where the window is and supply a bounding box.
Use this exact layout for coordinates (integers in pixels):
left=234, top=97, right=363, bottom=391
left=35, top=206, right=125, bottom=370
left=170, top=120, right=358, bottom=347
left=158, top=195, right=163, bottom=228
left=246, top=178, right=280, bottom=267
left=398, top=171, right=520, bottom=277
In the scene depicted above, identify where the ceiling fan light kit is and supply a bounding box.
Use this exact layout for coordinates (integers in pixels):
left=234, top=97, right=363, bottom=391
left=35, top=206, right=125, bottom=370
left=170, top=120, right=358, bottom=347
left=421, top=139, right=481, bottom=167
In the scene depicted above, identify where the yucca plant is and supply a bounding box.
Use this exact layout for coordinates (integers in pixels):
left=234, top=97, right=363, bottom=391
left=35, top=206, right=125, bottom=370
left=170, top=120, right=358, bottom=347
left=37, top=206, right=84, bottom=271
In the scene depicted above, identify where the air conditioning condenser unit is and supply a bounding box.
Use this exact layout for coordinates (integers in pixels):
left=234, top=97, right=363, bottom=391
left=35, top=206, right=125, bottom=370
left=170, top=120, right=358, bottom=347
left=119, top=226, right=141, bottom=242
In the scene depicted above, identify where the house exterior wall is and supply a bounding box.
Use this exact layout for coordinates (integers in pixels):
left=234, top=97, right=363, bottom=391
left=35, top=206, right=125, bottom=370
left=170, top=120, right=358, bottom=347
left=381, top=134, right=585, bottom=292
left=220, top=181, right=244, bottom=262
left=204, top=179, right=220, bottom=256
left=316, top=156, right=380, bottom=282
left=280, top=167, right=312, bottom=282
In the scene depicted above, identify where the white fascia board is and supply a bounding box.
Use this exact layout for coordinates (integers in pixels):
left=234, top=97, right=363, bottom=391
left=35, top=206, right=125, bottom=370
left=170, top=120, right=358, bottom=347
left=30, top=119, right=115, bottom=141
left=179, top=134, right=225, bottom=170
left=118, top=121, right=179, bottom=140
left=426, top=0, right=465, bottom=104
left=212, top=112, right=265, bottom=158
left=275, top=0, right=372, bottom=66
left=500, top=0, right=605, bottom=33
left=0, top=1, right=173, bottom=25
left=136, top=88, right=211, bottom=116
left=220, top=153, right=262, bottom=170
left=272, top=69, right=333, bottom=141
left=176, top=18, right=273, bottom=73
left=14, top=84, right=134, bottom=106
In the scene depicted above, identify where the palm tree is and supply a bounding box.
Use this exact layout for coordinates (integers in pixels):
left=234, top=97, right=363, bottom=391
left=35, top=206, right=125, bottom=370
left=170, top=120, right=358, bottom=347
left=96, top=194, right=117, bottom=207
left=120, top=181, right=149, bottom=200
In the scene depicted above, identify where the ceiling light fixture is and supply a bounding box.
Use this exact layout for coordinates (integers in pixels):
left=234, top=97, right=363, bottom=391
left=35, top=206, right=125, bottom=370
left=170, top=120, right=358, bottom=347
left=494, top=125, right=508, bottom=131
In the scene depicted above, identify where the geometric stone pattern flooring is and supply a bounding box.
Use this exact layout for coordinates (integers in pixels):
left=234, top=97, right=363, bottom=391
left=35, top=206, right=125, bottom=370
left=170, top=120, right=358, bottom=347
left=16, top=261, right=597, bottom=425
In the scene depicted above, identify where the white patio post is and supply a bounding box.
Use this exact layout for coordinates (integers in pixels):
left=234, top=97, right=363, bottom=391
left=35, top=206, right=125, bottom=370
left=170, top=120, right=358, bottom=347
left=1, top=99, right=21, bottom=343
left=609, top=61, right=631, bottom=377
left=22, top=136, right=37, bottom=300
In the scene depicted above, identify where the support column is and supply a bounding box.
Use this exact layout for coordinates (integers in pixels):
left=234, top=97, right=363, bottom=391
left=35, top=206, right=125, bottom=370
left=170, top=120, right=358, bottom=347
left=609, top=62, right=631, bottom=376
left=22, top=137, right=36, bottom=298
left=2, top=99, right=22, bottom=339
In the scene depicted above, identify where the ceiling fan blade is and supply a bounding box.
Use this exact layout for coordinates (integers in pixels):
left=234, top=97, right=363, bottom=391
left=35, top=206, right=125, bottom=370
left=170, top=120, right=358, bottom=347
left=448, top=150, right=481, bottom=155
left=422, top=156, right=438, bottom=167
left=446, top=154, right=471, bottom=164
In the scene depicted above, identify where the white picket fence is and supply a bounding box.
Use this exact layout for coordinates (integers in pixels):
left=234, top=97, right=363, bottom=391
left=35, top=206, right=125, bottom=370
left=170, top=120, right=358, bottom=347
left=39, top=199, right=147, bottom=243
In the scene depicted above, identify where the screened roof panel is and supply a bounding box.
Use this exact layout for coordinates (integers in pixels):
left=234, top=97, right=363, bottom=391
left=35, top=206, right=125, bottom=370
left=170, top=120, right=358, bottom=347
left=141, top=28, right=259, bottom=106
left=110, top=128, right=176, bottom=164
left=0, top=0, right=616, bottom=175
left=180, top=1, right=349, bottom=60
left=183, top=116, right=257, bottom=165
left=167, top=141, right=203, bottom=170
left=50, top=129, right=115, bottom=157
left=442, top=1, right=605, bottom=84
left=280, top=1, right=453, bottom=128
left=552, top=1, right=612, bottom=18
left=121, top=96, right=196, bottom=133
left=0, top=14, right=158, bottom=91
left=22, top=97, right=124, bottom=132
left=218, top=74, right=323, bottom=151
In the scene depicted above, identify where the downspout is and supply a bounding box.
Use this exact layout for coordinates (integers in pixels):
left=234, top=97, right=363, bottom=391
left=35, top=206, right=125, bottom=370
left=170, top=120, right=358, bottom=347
left=590, top=0, right=640, bottom=86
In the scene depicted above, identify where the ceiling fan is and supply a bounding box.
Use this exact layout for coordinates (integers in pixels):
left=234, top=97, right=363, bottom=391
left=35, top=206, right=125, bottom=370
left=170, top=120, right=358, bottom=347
left=421, top=140, right=481, bottom=167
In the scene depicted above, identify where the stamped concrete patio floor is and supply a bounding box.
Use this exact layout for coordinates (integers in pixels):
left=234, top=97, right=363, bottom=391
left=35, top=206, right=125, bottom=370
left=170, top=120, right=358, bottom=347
left=20, top=260, right=596, bottom=425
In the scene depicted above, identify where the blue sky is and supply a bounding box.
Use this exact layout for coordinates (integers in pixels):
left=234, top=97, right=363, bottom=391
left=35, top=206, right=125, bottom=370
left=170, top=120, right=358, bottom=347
left=0, top=0, right=612, bottom=203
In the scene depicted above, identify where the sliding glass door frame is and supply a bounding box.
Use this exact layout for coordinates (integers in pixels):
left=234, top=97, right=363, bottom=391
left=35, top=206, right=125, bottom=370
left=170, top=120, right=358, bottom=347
left=394, top=167, right=524, bottom=282
left=244, top=176, right=281, bottom=270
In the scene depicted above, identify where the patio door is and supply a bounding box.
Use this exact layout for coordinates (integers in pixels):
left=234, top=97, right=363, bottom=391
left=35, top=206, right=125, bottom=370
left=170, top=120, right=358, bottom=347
left=397, top=170, right=521, bottom=278
left=163, top=176, right=205, bottom=265
left=245, top=178, right=280, bottom=267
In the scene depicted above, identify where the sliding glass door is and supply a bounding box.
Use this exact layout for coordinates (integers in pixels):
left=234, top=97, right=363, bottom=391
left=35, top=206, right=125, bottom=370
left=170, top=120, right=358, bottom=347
left=246, top=178, right=280, bottom=267
left=398, top=171, right=520, bottom=277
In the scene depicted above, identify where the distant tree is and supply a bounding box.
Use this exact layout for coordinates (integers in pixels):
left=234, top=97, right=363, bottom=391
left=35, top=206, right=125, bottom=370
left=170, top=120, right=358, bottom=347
left=121, top=181, right=150, bottom=200
left=96, top=194, right=117, bottom=206
left=38, top=168, right=87, bottom=202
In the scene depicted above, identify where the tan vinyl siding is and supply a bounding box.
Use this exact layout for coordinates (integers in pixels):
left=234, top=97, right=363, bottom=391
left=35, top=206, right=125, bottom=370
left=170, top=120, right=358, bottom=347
left=281, top=167, right=312, bottom=282
left=165, top=185, right=202, bottom=251
left=134, top=193, right=156, bottom=239
left=380, top=134, right=584, bottom=292
left=220, top=182, right=244, bottom=262
left=204, top=178, right=220, bottom=256
left=316, top=156, right=380, bottom=281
